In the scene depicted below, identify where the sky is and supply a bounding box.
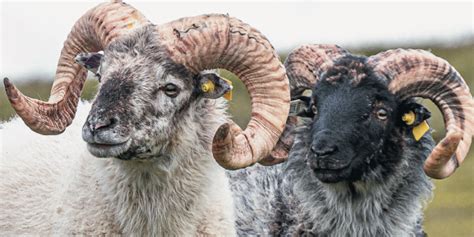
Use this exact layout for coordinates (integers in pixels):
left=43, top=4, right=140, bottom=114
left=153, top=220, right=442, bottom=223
left=0, top=1, right=472, bottom=81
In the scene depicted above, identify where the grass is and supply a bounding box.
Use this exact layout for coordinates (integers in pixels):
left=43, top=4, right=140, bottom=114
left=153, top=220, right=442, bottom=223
left=1, top=43, right=473, bottom=236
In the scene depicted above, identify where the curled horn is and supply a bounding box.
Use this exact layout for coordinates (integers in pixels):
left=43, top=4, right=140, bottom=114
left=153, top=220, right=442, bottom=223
left=260, top=44, right=349, bottom=165
left=285, top=44, right=350, bottom=96
left=157, top=15, right=290, bottom=169
left=367, top=49, right=474, bottom=179
left=5, top=4, right=290, bottom=170
left=4, top=1, right=150, bottom=134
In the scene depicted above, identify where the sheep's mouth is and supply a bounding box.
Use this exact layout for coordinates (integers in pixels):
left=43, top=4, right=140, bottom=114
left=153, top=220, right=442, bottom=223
left=87, top=139, right=132, bottom=158
left=308, top=158, right=351, bottom=171
left=308, top=159, right=352, bottom=183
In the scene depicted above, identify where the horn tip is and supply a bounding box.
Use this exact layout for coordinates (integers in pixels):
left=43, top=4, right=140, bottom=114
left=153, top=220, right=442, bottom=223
left=3, top=77, right=19, bottom=100
left=212, top=122, right=244, bottom=169
left=212, top=122, right=242, bottom=146
left=214, top=123, right=231, bottom=143
left=3, top=77, right=11, bottom=87
left=424, top=168, right=452, bottom=179
left=424, top=131, right=462, bottom=179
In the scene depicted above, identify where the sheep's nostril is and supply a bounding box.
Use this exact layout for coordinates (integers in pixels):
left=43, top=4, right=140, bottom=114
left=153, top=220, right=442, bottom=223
left=94, top=120, right=110, bottom=130
left=89, top=117, right=119, bottom=132
left=311, top=145, right=338, bottom=158
left=109, top=117, right=118, bottom=127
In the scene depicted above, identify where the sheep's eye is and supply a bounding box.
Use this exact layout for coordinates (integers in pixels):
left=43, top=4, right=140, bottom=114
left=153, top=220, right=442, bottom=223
left=376, top=108, right=388, bottom=120
left=164, top=83, right=179, bottom=97
left=311, top=104, right=318, bottom=115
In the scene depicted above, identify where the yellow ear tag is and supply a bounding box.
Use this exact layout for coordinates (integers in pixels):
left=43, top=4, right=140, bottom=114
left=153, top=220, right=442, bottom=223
left=201, top=80, right=215, bottom=93
left=222, top=77, right=233, bottom=101
left=402, top=111, right=430, bottom=141
left=402, top=111, right=415, bottom=125
left=412, top=120, right=430, bottom=141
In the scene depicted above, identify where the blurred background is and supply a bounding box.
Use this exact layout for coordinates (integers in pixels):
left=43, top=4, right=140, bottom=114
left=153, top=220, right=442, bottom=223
left=1, top=1, right=472, bottom=236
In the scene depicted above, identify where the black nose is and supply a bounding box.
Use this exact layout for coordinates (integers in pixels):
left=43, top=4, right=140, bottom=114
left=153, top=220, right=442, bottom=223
left=87, top=116, right=118, bottom=133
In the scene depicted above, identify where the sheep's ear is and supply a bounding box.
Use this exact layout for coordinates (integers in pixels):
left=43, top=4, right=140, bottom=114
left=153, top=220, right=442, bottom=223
left=401, top=102, right=432, bottom=141
left=197, top=72, right=233, bottom=100
left=290, top=93, right=312, bottom=117
left=400, top=102, right=431, bottom=126
left=75, top=52, right=104, bottom=74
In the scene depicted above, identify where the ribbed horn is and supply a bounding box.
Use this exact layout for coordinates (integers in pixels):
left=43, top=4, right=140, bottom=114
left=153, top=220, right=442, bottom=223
left=285, top=44, right=349, bottom=97
left=4, top=1, right=149, bottom=134
left=367, top=49, right=474, bottom=179
left=260, top=44, right=349, bottom=165
left=157, top=14, right=290, bottom=169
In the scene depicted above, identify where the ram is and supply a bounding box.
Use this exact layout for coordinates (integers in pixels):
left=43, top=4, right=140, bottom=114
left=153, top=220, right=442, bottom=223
left=0, top=1, right=290, bottom=236
left=230, top=44, right=473, bottom=236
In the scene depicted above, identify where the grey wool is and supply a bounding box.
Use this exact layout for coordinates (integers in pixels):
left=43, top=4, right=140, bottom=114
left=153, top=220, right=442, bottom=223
left=229, top=127, right=433, bottom=236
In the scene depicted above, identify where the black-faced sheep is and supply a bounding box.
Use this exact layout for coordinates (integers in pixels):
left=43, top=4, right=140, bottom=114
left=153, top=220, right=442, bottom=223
left=0, top=1, right=290, bottom=235
left=229, top=44, right=473, bottom=236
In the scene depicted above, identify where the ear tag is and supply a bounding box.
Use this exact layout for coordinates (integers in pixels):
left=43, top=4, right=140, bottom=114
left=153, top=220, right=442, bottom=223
left=222, top=77, right=233, bottom=101
left=402, top=111, right=416, bottom=125
left=201, top=80, right=215, bottom=93
left=412, top=120, right=430, bottom=141
left=402, top=111, right=430, bottom=141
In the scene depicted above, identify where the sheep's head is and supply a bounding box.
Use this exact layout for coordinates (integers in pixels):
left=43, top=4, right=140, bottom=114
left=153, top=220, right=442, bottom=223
left=292, top=56, right=434, bottom=183
left=3, top=1, right=290, bottom=169
left=278, top=44, right=473, bottom=180
left=75, top=27, right=232, bottom=159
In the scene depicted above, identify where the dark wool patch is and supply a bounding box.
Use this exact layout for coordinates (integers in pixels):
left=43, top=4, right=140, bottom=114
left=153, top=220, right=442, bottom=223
left=322, top=55, right=372, bottom=86
left=96, top=78, right=135, bottom=109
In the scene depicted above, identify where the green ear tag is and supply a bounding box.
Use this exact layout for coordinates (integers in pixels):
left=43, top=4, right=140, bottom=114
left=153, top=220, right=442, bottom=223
left=412, top=120, right=430, bottom=141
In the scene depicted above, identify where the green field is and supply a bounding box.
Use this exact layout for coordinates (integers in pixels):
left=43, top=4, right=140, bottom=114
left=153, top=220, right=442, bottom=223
left=1, top=43, right=473, bottom=236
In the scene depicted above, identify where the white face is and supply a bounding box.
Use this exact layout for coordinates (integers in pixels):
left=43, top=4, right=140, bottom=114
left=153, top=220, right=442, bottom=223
left=82, top=61, right=195, bottom=160
left=77, top=29, right=231, bottom=160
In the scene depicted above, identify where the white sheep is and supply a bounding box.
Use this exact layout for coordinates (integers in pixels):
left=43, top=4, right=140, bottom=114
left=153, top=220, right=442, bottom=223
left=0, top=1, right=289, bottom=235
left=1, top=101, right=236, bottom=236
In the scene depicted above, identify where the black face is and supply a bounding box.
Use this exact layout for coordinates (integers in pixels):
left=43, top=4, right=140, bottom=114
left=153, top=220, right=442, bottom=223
left=300, top=56, right=430, bottom=183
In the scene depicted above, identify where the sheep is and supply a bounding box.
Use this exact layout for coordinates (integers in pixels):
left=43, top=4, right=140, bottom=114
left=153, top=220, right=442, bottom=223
left=0, top=1, right=290, bottom=236
left=229, top=44, right=474, bottom=236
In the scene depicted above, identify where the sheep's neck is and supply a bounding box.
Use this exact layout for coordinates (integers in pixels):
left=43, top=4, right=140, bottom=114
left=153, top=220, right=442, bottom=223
left=95, top=104, right=220, bottom=236
left=95, top=99, right=230, bottom=236
left=98, top=150, right=214, bottom=235
left=292, top=169, right=431, bottom=236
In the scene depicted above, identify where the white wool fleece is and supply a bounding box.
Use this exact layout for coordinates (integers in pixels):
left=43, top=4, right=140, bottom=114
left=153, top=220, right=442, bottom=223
left=0, top=101, right=236, bottom=236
